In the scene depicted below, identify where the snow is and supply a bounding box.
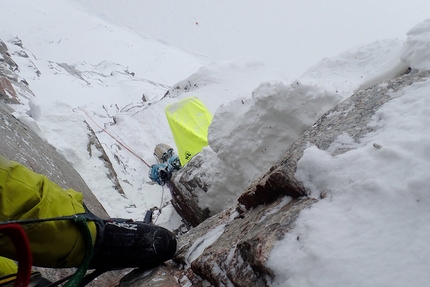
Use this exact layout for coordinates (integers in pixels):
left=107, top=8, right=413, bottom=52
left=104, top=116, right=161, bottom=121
left=401, top=18, right=430, bottom=72
left=185, top=224, right=226, bottom=265
left=268, top=80, right=430, bottom=286
left=258, top=196, right=292, bottom=224
left=67, top=0, right=430, bottom=78
left=2, top=1, right=430, bottom=286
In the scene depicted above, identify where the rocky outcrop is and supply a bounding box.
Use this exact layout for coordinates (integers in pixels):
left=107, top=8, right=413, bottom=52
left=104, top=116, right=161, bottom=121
left=170, top=68, right=421, bottom=228
left=0, top=39, right=36, bottom=104
left=123, top=68, right=428, bottom=286
left=239, top=68, right=423, bottom=208
left=120, top=197, right=317, bottom=287
left=174, top=197, right=317, bottom=286
left=170, top=152, right=211, bottom=227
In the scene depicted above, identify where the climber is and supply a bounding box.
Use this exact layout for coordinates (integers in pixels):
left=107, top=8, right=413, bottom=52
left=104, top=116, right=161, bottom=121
left=149, top=143, right=181, bottom=186
left=0, top=154, right=177, bottom=284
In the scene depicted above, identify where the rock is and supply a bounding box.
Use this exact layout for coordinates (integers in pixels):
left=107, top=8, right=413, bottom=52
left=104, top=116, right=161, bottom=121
left=177, top=198, right=317, bottom=286
left=0, top=38, right=35, bottom=104
left=116, top=265, right=181, bottom=287
left=237, top=168, right=305, bottom=209
left=0, top=39, right=8, bottom=54
left=170, top=152, right=211, bottom=227
left=0, top=102, right=108, bottom=217
left=120, top=197, right=316, bottom=287
left=0, top=40, right=18, bottom=72
left=239, top=68, right=428, bottom=208
left=139, top=69, right=430, bottom=286
left=0, top=76, right=19, bottom=104
left=2, top=34, right=427, bottom=287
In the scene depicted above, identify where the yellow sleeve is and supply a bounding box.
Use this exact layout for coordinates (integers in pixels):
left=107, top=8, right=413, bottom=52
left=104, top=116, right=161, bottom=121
left=0, top=256, right=17, bottom=277
left=0, top=154, right=97, bottom=268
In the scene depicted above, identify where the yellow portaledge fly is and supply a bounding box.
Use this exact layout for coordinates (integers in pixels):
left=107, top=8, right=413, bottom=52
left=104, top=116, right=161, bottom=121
left=165, top=96, right=213, bottom=165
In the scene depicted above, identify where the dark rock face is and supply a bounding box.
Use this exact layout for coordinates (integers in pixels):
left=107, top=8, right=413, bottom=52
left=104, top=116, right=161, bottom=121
left=0, top=102, right=108, bottom=217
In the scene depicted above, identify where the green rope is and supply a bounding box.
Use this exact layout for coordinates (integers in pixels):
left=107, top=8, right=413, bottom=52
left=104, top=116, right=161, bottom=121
left=63, top=216, right=94, bottom=287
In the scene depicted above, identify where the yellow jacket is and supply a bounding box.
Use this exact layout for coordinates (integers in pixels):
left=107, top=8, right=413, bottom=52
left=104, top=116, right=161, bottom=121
left=0, top=154, right=97, bottom=274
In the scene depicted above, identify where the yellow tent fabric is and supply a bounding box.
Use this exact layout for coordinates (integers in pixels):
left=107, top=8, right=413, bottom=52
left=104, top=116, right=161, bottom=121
left=165, top=96, right=213, bottom=165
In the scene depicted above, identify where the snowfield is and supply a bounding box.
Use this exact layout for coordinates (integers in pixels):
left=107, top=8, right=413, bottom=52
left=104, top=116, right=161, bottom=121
left=1, top=1, right=430, bottom=286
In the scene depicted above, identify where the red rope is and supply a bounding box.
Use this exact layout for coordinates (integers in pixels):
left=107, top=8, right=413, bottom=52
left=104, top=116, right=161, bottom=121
left=0, top=223, right=32, bottom=287
left=79, top=109, right=151, bottom=168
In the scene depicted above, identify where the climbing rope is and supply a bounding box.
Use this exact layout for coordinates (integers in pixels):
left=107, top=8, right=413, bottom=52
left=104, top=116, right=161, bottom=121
left=74, top=108, right=182, bottom=225
left=76, top=108, right=151, bottom=168
left=63, top=216, right=94, bottom=287
left=152, top=185, right=165, bottom=224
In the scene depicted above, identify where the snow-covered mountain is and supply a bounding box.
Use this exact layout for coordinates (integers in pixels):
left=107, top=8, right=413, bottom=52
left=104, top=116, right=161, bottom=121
left=2, top=1, right=430, bottom=286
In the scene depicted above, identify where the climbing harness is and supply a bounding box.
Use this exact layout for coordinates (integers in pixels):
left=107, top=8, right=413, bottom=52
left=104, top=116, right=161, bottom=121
left=0, top=214, right=99, bottom=287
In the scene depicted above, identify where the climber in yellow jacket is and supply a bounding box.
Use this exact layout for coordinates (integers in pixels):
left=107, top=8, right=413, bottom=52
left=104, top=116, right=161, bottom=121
left=0, top=154, right=177, bottom=278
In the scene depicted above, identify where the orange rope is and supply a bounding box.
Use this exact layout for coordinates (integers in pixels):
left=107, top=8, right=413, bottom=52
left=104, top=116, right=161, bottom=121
left=79, top=109, right=151, bottom=168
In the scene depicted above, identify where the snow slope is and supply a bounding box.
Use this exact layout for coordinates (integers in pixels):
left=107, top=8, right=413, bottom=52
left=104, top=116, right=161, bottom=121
left=70, top=0, right=430, bottom=78
left=1, top=1, right=430, bottom=286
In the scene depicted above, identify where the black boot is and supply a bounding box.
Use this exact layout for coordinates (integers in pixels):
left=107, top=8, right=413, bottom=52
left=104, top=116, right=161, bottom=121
left=89, top=219, right=177, bottom=270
